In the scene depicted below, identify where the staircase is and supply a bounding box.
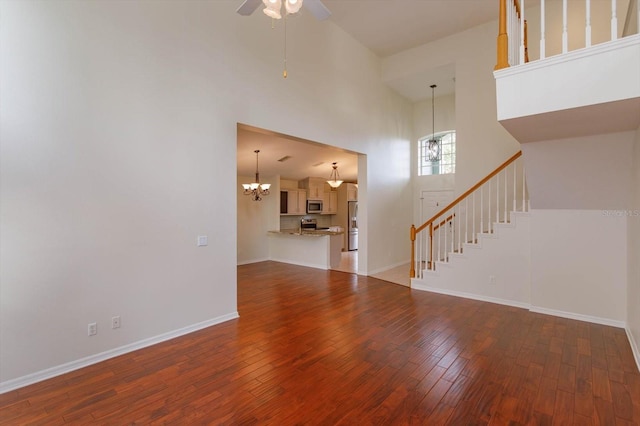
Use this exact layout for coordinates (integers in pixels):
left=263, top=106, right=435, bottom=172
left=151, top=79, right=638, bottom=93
left=410, top=151, right=531, bottom=307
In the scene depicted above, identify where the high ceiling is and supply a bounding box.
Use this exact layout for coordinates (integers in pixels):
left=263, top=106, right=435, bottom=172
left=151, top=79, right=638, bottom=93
left=321, top=0, right=497, bottom=58
left=237, top=0, right=499, bottom=182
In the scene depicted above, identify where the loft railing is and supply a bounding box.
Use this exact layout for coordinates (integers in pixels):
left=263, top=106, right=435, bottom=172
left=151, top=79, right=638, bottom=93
left=410, top=151, right=528, bottom=279
left=495, top=0, right=639, bottom=70
left=495, top=0, right=529, bottom=69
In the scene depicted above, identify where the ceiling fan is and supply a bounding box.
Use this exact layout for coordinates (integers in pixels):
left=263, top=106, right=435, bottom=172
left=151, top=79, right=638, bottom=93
left=236, top=0, right=331, bottom=21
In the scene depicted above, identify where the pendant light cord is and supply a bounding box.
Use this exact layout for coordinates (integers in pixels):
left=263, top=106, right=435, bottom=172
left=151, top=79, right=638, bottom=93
left=283, top=14, right=288, bottom=78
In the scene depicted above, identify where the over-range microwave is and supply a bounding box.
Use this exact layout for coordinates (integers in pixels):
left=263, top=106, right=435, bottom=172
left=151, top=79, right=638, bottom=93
left=307, top=200, right=323, bottom=214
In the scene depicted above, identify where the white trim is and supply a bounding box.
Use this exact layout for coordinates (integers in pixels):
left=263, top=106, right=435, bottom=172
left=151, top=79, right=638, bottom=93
left=0, top=312, right=239, bottom=394
left=529, top=306, right=625, bottom=328
left=494, top=33, right=640, bottom=77
left=237, top=257, right=270, bottom=266
left=411, top=283, right=531, bottom=310
left=367, top=260, right=409, bottom=276
left=625, top=327, right=640, bottom=372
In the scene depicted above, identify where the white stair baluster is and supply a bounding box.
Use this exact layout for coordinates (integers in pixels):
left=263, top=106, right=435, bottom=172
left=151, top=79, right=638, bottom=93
left=513, top=162, right=517, bottom=211
left=465, top=198, right=469, bottom=245
left=522, top=165, right=526, bottom=211
left=540, top=0, right=546, bottom=59
left=472, top=192, right=476, bottom=242
left=480, top=186, right=484, bottom=234
left=586, top=0, right=592, bottom=47
left=504, top=166, right=508, bottom=221
left=496, top=173, right=500, bottom=223
left=562, top=0, right=568, bottom=53
left=611, top=0, right=618, bottom=40
left=519, top=0, right=525, bottom=64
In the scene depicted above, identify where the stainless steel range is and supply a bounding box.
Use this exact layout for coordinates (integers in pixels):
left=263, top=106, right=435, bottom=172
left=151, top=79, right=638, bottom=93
left=300, top=218, right=317, bottom=232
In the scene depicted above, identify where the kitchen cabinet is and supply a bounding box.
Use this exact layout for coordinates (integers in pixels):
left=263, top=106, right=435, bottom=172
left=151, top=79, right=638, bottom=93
left=322, top=191, right=338, bottom=214
left=280, top=190, right=307, bottom=215
left=301, top=177, right=325, bottom=200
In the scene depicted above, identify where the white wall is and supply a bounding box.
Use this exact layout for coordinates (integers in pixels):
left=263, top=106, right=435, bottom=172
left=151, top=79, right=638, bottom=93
left=530, top=210, right=627, bottom=325
left=383, top=20, right=521, bottom=201
left=628, top=125, right=640, bottom=366
left=0, top=1, right=412, bottom=387
left=522, top=132, right=634, bottom=210
left=237, top=175, right=278, bottom=265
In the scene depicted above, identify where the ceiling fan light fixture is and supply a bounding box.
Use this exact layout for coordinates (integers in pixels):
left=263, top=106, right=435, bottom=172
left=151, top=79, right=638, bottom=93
left=285, top=0, right=303, bottom=15
left=263, top=0, right=282, bottom=19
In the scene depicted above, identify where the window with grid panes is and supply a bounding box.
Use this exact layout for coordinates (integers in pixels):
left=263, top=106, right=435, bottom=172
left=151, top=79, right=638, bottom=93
left=418, top=131, right=456, bottom=176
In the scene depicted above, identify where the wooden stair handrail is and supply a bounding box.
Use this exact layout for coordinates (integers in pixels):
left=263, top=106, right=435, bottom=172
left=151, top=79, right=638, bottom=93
left=410, top=151, right=523, bottom=278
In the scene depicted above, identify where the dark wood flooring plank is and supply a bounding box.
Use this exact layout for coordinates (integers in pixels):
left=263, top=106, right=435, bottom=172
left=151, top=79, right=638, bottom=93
left=0, top=261, right=638, bottom=425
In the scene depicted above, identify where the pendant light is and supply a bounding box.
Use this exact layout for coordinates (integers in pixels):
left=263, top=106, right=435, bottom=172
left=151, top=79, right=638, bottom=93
left=242, top=150, right=271, bottom=201
left=327, top=162, right=343, bottom=189
left=427, top=84, right=440, bottom=162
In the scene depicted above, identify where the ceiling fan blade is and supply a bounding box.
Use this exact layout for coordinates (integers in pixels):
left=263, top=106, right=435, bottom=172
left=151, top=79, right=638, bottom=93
left=303, top=0, right=331, bottom=20
left=236, top=0, right=262, bottom=16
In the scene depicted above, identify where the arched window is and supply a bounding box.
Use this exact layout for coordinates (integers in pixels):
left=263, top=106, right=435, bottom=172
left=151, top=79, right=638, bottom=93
left=418, top=130, right=456, bottom=176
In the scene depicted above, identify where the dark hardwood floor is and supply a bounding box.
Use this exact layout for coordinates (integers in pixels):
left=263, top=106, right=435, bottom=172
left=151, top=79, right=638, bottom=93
left=1, top=261, right=639, bottom=424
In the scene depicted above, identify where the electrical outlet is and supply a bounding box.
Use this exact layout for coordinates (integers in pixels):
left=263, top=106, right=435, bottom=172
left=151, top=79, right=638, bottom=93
left=112, top=316, right=121, bottom=329
left=197, top=236, right=208, bottom=247
left=88, top=322, right=97, bottom=336
left=489, top=275, right=496, bottom=284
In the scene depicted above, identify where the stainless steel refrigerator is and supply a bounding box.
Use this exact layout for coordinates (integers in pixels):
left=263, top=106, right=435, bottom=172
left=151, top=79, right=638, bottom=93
left=348, top=201, right=358, bottom=251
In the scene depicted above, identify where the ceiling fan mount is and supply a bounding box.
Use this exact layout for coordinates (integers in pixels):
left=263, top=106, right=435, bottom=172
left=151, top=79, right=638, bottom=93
left=236, top=0, right=331, bottom=21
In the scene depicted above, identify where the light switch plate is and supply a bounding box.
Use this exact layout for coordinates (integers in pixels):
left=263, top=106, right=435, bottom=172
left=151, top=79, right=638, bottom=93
left=197, top=236, right=208, bottom=247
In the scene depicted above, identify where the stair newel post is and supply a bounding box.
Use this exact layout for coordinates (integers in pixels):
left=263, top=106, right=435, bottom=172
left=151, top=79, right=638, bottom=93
left=495, top=0, right=510, bottom=70
left=410, top=225, right=416, bottom=278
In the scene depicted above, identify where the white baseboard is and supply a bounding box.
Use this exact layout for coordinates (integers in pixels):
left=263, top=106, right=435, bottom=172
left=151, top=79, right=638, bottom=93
left=237, top=257, right=269, bottom=266
left=0, top=312, right=239, bottom=394
left=411, top=283, right=531, bottom=310
left=529, top=306, right=626, bottom=328
left=368, top=260, right=410, bottom=276
left=625, top=326, right=640, bottom=373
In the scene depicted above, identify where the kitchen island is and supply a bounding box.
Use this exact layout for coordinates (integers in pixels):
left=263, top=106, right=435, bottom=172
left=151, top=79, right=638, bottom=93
left=268, top=230, right=344, bottom=270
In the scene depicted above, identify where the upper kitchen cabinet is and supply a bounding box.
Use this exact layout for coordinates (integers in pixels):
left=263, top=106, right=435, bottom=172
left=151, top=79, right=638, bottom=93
left=322, top=191, right=338, bottom=215
left=301, top=177, right=325, bottom=200
left=280, top=190, right=307, bottom=215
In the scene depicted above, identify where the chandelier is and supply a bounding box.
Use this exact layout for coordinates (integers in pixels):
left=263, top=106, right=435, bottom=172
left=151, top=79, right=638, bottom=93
left=262, top=0, right=303, bottom=19
left=327, top=162, right=343, bottom=189
left=242, top=150, right=271, bottom=201
left=427, top=84, right=440, bottom=162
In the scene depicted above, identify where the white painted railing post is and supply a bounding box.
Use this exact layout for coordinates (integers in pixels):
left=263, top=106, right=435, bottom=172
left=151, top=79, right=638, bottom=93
left=519, top=0, right=525, bottom=64
left=540, top=0, right=546, bottom=59
left=586, top=0, right=592, bottom=47
left=562, top=0, right=568, bottom=53
left=611, top=0, right=618, bottom=40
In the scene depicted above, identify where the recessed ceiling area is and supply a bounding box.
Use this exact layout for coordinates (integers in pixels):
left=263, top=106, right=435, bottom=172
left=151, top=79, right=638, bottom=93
left=237, top=124, right=359, bottom=183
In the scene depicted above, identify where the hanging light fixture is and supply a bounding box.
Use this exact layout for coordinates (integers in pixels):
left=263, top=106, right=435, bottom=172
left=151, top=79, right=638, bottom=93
left=263, top=0, right=302, bottom=18
left=242, top=150, right=271, bottom=201
left=327, top=162, right=343, bottom=189
left=427, top=84, right=441, bottom=162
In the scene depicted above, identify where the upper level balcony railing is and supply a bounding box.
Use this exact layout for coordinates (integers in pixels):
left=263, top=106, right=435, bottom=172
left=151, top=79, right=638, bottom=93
left=495, top=0, right=639, bottom=70
left=493, top=0, right=640, bottom=144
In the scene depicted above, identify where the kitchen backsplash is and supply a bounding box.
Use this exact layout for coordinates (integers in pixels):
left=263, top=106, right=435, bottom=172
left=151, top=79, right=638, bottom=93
left=280, top=215, right=333, bottom=231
